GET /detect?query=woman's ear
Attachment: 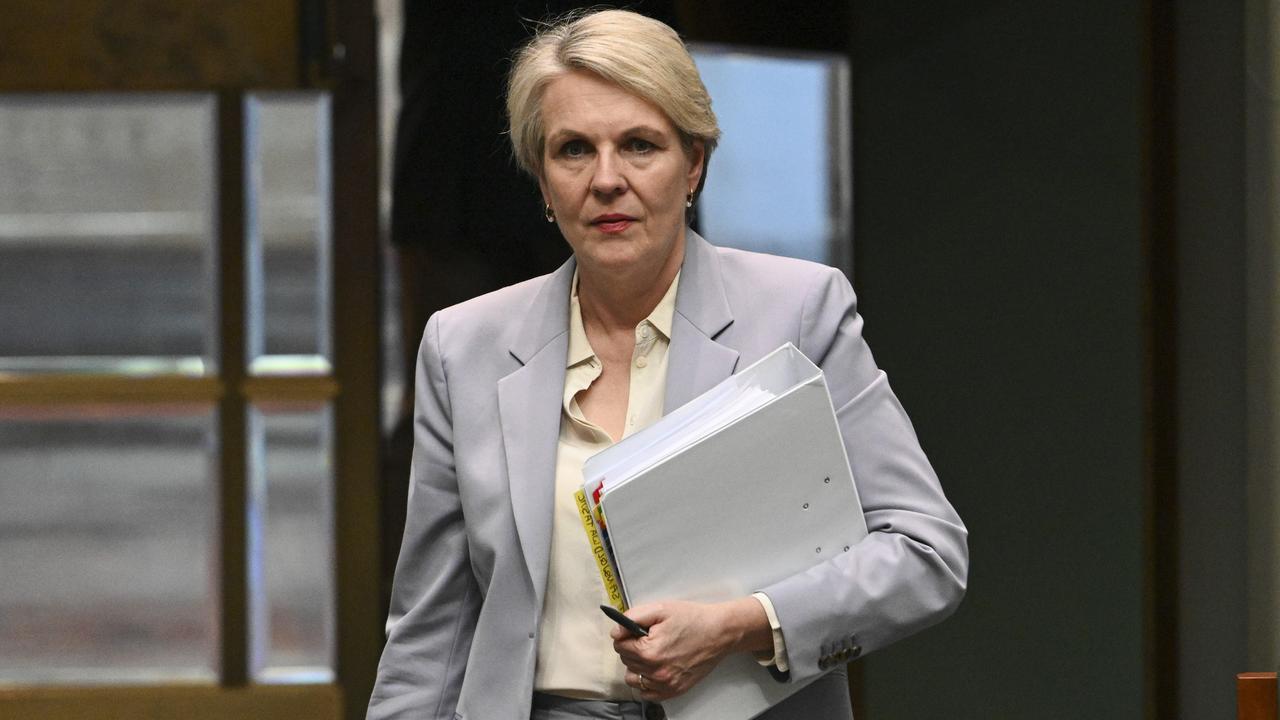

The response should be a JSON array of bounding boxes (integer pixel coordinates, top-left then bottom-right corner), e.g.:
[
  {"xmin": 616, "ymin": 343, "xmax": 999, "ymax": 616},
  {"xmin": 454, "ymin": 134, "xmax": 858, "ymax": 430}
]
[{"xmin": 685, "ymin": 140, "xmax": 706, "ymax": 194}]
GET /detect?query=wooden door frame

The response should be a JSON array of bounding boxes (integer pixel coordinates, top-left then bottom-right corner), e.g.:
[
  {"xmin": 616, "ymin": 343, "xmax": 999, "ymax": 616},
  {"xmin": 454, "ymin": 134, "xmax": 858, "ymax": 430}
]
[
  {"xmin": 0, "ymin": 1, "xmax": 382, "ymax": 718},
  {"xmin": 328, "ymin": 0, "xmax": 384, "ymax": 717}
]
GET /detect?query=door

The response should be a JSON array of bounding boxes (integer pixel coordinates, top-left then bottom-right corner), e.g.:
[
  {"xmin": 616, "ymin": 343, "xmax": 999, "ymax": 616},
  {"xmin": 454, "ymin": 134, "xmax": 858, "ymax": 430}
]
[{"xmin": 0, "ymin": 2, "xmax": 381, "ymax": 718}]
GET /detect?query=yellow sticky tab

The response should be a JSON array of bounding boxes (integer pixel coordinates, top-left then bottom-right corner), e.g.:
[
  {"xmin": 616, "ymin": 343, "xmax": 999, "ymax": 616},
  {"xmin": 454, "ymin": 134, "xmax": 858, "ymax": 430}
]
[{"xmin": 575, "ymin": 488, "xmax": 626, "ymax": 611}]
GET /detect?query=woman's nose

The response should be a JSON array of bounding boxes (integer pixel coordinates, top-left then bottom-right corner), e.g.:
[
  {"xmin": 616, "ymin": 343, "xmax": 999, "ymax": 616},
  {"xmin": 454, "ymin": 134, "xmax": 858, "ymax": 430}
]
[{"xmin": 590, "ymin": 151, "xmax": 628, "ymax": 196}]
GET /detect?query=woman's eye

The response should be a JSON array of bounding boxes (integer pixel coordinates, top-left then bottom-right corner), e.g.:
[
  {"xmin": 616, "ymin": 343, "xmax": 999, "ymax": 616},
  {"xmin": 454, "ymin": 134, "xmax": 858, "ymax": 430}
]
[
  {"xmin": 560, "ymin": 140, "xmax": 588, "ymax": 158},
  {"xmin": 628, "ymin": 138, "xmax": 655, "ymax": 153}
]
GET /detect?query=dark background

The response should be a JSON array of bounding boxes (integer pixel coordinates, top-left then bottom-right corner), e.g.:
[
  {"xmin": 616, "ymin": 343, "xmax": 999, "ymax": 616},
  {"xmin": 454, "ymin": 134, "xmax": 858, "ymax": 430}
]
[{"xmin": 675, "ymin": 1, "xmax": 1255, "ymax": 717}]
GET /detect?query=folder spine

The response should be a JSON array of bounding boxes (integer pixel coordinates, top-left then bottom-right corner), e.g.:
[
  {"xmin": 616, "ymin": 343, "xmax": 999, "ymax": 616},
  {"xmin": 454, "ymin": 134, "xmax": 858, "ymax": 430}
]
[{"xmin": 574, "ymin": 488, "xmax": 627, "ymax": 611}]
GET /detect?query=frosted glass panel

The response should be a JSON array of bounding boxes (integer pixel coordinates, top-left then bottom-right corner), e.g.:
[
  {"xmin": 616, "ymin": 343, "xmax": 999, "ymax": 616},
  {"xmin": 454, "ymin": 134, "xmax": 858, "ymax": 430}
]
[
  {"xmin": 245, "ymin": 93, "xmax": 332, "ymax": 373},
  {"xmin": 0, "ymin": 95, "xmax": 217, "ymax": 372},
  {"xmin": 691, "ymin": 47, "xmax": 852, "ymax": 271},
  {"xmin": 248, "ymin": 403, "xmax": 335, "ymax": 682},
  {"xmin": 0, "ymin": 407, "xmax": 218, "ymax": 683}
]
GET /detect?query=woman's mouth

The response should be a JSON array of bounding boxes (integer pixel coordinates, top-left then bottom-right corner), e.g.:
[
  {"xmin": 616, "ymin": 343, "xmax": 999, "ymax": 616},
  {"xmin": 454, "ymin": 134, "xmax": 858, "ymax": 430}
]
[{"xmin": 592, "ymin": 214, "xmax": 635, "ymax": 233}]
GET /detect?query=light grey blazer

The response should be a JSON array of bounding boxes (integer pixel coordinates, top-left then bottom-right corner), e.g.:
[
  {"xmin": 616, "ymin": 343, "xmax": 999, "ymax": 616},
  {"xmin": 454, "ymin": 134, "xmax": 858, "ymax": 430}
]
[{"xmin": 368, "ymin": 232, "xmax": 968, "ymax": 720}]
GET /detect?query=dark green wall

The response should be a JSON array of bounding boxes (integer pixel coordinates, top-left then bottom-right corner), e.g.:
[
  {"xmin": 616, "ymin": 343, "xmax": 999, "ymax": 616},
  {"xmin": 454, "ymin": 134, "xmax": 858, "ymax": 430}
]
[{"xmin": 848, "ymin": 2, "xmax": 1147, "ymax": 716}]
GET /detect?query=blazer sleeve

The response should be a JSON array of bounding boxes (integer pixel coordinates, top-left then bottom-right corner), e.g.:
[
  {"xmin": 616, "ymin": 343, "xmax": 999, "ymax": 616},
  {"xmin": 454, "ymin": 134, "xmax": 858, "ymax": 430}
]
[
  {"xmin": 759, "ymin": 267, "xmax": 969, "ymax": 683},
  {"xmin": 368, "ymin": 312, "xmax": 482, "ymax": 720}
]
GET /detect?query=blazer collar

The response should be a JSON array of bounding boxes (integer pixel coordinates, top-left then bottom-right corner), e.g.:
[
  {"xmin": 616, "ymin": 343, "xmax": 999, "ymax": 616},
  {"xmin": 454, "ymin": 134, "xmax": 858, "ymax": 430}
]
[
  {"xmin": 508, "ymin": 228, "xmax": 732, "ymax": 363},
  {"xmin": 674, "ymin": 230, "xmax": 734, "ymax": 340},
  {"xmin": 665, "ymin": 230, "xmax": 740, "ymax": 412},
  {"xmin": 509, "ymin": 256, "xmax": 577, "ymax": 365}
]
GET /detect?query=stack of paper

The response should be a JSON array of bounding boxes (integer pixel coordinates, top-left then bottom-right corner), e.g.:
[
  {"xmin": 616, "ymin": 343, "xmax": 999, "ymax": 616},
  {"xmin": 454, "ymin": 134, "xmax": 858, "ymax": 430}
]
[{"xmin": 575, "ymin": 343, "xmax": 867, "ymax": 720}]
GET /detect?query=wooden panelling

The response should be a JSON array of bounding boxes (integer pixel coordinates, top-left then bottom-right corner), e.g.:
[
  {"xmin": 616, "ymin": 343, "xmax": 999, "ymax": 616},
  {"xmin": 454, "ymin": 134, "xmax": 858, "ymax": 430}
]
[
  {"xmin": 243, "ymin": 375, "xmax": 340, "ymax": 402},
  {"xmin": 216, "ymin": 91, "xmax": 250, "ymax": 687},
  {"xmin": 0, "ymin": 375, "xmax": 339, "ymax": 405},
  {"xmin": 0, "ymin": 0, "xmax": 301, "ymax": 91},
  {"xmin": 329, "ymin": 0, "xmax": 384, "ymax": 715},
  {"xmin": 0, "ymin": 375, "xmax": 222, "ymax": 404},
  {"xmin": 0, "ymin": 684, "xmax": 342, "ymax": 720},
  {"xmin": 1237, "ymin": 673, "xmax": 1278, "ymax": 720}
]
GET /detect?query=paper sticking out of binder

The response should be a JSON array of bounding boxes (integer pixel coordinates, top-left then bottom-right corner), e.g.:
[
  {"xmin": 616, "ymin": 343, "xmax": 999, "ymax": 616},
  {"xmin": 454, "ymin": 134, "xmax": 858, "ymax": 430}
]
[{"xmin": 578, "ymin": 343, "xmax": 868, "ymax": 720}]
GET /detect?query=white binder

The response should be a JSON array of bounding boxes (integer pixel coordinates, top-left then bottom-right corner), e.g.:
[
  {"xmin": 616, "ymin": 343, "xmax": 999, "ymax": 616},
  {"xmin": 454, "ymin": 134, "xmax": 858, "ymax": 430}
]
[{"xmin": 581, "ymin": 343, "xmax": 867, "ymax": 720}]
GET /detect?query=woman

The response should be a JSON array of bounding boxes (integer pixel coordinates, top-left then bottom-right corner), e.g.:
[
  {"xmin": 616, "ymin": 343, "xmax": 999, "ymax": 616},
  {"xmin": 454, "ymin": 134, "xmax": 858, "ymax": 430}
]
[{"xmin": 368, "ymin": 10, "xmax": 967, "ymax": 720}]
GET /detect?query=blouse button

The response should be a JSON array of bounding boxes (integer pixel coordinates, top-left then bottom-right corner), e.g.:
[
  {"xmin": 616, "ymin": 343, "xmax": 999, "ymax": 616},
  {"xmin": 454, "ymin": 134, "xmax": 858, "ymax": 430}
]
[{"xmin": 635, "ymin": 356, "xmax": 648, "ymax": 369}]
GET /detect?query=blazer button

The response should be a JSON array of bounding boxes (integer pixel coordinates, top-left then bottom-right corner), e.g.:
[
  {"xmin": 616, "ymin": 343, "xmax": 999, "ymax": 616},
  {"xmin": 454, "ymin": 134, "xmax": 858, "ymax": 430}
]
[{"xmin": 849, "ymin": 645, "xmax": 862, "ymax": 660}]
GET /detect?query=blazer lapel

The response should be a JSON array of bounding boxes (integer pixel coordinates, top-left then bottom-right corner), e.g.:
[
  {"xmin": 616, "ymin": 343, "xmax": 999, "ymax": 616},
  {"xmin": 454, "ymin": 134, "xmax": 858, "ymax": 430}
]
[
  {"xmin": 498, "ymin": 258, "xmax": 575, "ymax": 607},
  {"xmin": 665, "ymin": 231, "xmax": 740, "ymax": 412}
]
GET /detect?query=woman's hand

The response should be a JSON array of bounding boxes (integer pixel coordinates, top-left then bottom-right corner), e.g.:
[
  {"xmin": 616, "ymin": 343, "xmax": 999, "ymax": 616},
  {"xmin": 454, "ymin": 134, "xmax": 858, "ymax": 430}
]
[{"xmin": 612, "ymin": 597, "xmax": 773, "ymax": 701}]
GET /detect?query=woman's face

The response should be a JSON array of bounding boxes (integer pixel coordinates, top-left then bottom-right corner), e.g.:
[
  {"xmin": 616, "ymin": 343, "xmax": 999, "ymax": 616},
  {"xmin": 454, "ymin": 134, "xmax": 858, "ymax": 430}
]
[{"xmin": 538, "ymin": 70, "xmax": 704, "ymax": 280}]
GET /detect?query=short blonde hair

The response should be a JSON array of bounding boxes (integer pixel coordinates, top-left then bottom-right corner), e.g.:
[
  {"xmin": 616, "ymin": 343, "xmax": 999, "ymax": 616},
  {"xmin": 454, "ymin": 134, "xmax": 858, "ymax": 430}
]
[{"xmin": 506, "ymin": 9, "xmax": 720, "ymax": 192}]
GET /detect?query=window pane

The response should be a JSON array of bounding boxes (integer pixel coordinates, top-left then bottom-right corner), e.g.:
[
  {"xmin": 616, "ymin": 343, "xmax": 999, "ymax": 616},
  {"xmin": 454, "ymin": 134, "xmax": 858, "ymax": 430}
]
[
  {"xmin": 0, "ymin": 95, "xmax": 217, "ymax": 373},
  {"xmin": 247, "ymin": 403, "xmax": 334, "ymax": 683},
  {"xmin": 691, "ymin": 47, "xmax": 852, "ymax": 271},
  {"xmin": 245, "ymin": 93, "xmax": 332, "ymax": 374},
  {"xmin": 0, "ymin": 406, "xmax": 218, "ymax": 683}
]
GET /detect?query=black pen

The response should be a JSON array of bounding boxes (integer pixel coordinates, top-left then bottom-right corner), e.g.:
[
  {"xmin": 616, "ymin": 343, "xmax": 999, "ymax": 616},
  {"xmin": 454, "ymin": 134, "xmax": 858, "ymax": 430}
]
[{"xmin": 599, "ymin": 604, "xmax": 649, "ymax": 637}]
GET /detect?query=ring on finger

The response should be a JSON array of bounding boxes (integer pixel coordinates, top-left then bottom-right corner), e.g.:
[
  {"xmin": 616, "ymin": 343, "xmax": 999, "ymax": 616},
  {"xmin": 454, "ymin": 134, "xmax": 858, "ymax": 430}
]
[{"xmin": 639, "ymin": 675, "xmax": 649, "ymax": 691}]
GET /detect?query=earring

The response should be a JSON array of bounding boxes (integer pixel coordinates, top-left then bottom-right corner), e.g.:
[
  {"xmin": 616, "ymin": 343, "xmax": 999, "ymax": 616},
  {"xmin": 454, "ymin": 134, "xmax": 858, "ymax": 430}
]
[
  {"xmin": 685, "ymin": 191, "xmax": 694, "ymax": 208},
  {"xmin": 544, "ymin": 204, "xmax": 555, "ymax": 223}
]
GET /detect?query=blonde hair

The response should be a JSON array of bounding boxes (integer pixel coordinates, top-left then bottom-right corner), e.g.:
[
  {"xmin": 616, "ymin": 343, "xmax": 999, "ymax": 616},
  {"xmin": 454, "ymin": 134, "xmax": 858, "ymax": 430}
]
[{"xmin": 506, "ymin": 9, "xmax": 720, "ymax": 194}]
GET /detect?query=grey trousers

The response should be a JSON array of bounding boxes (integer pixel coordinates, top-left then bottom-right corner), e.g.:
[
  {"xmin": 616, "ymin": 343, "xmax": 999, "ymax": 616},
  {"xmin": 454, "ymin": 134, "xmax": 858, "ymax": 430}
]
[{"xmin": 531, "ymin": 692, "xmax": 665, "ymax": 720}]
